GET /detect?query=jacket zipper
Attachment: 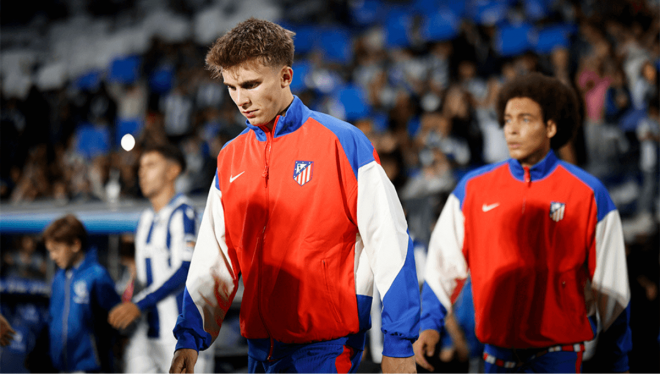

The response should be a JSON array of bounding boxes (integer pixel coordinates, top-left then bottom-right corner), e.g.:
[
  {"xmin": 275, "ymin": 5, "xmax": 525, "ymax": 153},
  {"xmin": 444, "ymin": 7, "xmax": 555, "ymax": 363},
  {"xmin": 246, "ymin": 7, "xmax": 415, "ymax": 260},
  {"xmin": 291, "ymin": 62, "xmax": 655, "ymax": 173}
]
[
  {"xmin": 258, "ymin": 120, "xmax": 277, "ymax": 360},
  {"xmin": 522, "ymin": 166, "xmax": 531, "ymax": 214},
  {"xmin": 63, "ymin": 270, "xmax": 73, "ymax": 371}
]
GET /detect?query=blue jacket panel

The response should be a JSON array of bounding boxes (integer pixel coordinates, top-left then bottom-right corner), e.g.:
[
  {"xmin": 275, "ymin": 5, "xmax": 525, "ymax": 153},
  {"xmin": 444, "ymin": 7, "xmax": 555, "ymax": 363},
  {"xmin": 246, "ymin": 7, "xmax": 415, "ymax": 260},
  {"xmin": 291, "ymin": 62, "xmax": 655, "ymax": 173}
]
[{"xmin": 49, "ymin": 252, "xmax": 120, "ymax": 372}]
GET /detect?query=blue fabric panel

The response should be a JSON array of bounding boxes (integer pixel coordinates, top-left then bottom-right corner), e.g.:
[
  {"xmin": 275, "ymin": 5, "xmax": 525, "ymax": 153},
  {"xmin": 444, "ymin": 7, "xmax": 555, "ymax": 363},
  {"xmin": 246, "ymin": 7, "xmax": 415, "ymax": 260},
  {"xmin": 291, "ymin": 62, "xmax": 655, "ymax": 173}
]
[
  {"xmin": 356, "ymin": 294, "xmax": 373, "ymax": 332},
  {"xmin": 420, "ymin": 281, "xmax": 448, "ymax": 332},
  {"xmin": 174, "ymin": 288, "xmax": 214, "ymax": 351},
  {"xmin": 385, "ymin": 8, "xmax": 414, "ymax": 48},
  {"xmin": 533, "ymin": 24, "xmax": 569, "ymax": 54},
  {"xmin": 453, "ymin": 161, "xmax": 507, "ymax": 209},
  {"xmin": 380, "ymin": 233, "xmax": 420, "ymax": 357},
  {"xmin": 598, "ymin": 303, "xmax": 632, "ymax": 372},
  {"xmin": 309, "ymin": 110, "xmax": 375, "ymax": 180},
  {"xmin": 107, "ymin": 55, "xmax": 140, "ymax": 84},
  {"xmin": 558, "ymin": 161, "xmax": 617, "ymax": 221}
]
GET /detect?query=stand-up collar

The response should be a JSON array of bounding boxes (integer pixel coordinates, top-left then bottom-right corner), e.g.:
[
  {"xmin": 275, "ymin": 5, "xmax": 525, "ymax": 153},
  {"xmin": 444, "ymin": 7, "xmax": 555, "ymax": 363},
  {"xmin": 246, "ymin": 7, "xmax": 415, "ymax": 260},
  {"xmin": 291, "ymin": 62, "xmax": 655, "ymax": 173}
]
[
  {"xmin": 245, "ymin": 96, "xmax": 310, "ymax": 140},
  {"xmin": 507, "ymin": 150, "xmax": 559, "ymax": 182}
]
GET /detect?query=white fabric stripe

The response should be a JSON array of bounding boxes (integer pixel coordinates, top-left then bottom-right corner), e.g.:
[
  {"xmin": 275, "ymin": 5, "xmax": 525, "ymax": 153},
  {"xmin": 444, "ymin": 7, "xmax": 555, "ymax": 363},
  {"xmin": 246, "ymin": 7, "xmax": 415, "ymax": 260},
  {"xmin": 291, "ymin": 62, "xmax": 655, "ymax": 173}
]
[
  {"xmin": 186, "ymin": 175, "xmax": 238, "ymax": 342},
  {"xmin": 354, "ymin": 233, "xmax": 374, "ymax": 297},
  {"xmin": 356, "ymin": 161, "xmax": 409, "ymax": 299},
  {"xmin": 425, "ymin": 194, "xmax": 468, "ymax": 312},
  {"xmin": 306, "ymin": 166, "xmax": 311, "ymax": 182},
  {"xmin": 592, "ymin": 209, "xmax": 630, "ymax": 330}
]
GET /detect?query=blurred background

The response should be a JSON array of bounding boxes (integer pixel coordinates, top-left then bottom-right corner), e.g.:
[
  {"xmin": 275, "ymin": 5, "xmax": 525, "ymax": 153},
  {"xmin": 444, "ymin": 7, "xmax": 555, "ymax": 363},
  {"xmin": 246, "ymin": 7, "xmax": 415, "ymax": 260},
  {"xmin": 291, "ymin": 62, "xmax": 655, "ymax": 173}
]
[{"xmin": 0, "ymin": 0, "xmax": 658, "ymax": 372}]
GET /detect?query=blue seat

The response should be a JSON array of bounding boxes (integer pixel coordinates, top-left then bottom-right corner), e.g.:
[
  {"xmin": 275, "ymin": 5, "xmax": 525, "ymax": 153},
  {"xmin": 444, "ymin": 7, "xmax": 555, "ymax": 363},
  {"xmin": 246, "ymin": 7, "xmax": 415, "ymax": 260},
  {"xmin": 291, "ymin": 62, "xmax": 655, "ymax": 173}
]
[
  {"xmin": 524, "ymin": 0, "xmax": 549, "ymax": 20},
  {"xmin": 533, "ymin": 24, "xmax": 570, "ymax": 54},
  {"xmin": 349, "ymin": 0, "xmax": 384, "ymax": 26},
  {"xmin": 107, "ymin": 55, "xmax": 141, "ymax": 84},
  {"xmin": 317, "ymin": 27, "xmax": 352, "ymax": 64},
  {"xmin": 149, "ymin": 64, "xmax": 174, "ymax": 94},
  {"xmin": 336, "ymin": 85, "xmax": 371, "ymax": 121},
  {"xmin": 116, "ymin": 119, "xmax": 143, "ymax": 145},
  {"xmin": 75, "ymin": 70, "xmax": 101, "ymax": 91},
  {"xmin": 468, "ymin": 0, "xmax": 510, "ymax": 26},
  {"xmin": 75, "ymin": 123, "xmax": 111, "ymax": 159},
  {"xmin": 495, "ymin": 23, "xmax": 532, "ymax": 57},
  {"xmin": 420, "ymin": 8, "xmax": 461, "ymax": 42},
  {"xmin": 384, "ymin": 7, "xmax": 414, "ymax": 48},
  {"xmin": 290, "ymin": 60, "xmax": 311, "ymax": 93}
]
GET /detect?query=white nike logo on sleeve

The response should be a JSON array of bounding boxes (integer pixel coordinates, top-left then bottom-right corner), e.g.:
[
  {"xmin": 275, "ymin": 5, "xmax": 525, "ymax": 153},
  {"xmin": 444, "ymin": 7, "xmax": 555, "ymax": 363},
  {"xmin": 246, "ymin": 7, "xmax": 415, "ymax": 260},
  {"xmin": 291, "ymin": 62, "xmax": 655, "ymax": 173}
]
[
  {"xmin": 230, "ymin": 171, "xmax": 245, "ymax": 183},
  {"xmin": 482, "ymin": 203, "xmax": 500, "ymax": 212}
]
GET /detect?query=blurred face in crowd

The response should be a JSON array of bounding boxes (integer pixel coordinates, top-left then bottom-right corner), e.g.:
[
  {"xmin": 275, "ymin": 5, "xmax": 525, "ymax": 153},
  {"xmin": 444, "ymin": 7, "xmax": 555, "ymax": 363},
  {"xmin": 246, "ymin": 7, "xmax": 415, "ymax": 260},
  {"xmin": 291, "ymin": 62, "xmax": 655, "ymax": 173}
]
[
  {"xmin": 504, "ymin": 97, "xmax": 556, "ymax": 167},
  {"xmin": 46, "ymin": 239, "xmax": 82, "ymax": 269},
  {"xmin": 222, "ymin": 59, "xmax": 293, "ymax": 129},
  {"xmin": 138, "ymin": 151, "xmax": 179, "ymax": 199}
]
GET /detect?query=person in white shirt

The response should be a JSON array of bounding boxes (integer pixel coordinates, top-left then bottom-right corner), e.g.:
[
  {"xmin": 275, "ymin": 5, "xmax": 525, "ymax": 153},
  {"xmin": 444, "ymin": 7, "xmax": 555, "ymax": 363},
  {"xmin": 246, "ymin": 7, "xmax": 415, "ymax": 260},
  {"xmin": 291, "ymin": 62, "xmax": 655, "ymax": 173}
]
[{"xmin": 108, "ymin": 143, "xmax": 212, "ymax": 372}]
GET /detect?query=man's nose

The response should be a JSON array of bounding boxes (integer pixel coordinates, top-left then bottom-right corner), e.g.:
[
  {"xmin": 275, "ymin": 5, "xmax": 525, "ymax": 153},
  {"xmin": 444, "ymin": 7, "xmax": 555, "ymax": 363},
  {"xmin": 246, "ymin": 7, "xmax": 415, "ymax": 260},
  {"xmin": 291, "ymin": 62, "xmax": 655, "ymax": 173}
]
[{"xmin": 235, "ymin": 89, "xmax": 249, "ymax": 107}]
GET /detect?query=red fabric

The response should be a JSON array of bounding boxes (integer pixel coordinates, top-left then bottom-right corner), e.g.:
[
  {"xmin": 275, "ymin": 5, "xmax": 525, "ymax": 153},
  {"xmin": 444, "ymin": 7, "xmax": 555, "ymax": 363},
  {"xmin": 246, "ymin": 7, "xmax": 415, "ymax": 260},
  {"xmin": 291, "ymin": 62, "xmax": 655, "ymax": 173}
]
[
  {"xmin": 217, "ymin": 119, "xmax": 362, "ymax": 343},
  {"xmin": 576, "ymin": 351, "xmax": 583, "ymax": 373},
  {"xmin": 335, "ymin": 345, "xmax": 354, "ymax": 373},
  {"xmin": 464, "ymin": 164, "xmax": 598, "ymax": 348}
]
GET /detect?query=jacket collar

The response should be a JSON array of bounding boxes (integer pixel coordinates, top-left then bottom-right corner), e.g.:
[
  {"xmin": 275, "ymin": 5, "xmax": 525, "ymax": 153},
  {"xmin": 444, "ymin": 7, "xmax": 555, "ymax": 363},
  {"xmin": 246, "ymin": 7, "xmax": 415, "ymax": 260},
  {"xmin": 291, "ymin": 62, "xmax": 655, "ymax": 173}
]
[
  {"xmin": 245, "ymin": 96, "xmax": 310, "ymax": 140},
  {"xmin": 507, "ymin": 150, "xmax": 559, "ymax": 182}
]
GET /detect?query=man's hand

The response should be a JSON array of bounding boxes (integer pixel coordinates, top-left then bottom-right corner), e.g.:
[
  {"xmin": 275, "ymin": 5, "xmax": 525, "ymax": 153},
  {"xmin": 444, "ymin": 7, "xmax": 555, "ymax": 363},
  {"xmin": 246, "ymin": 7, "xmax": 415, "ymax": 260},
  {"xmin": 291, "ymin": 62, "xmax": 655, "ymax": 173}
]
[
  {"xmin": 413, "ymin": 329, "xmax": 440, "ymax": 372},
  {"xmin": 170, "ymin": 348, "xmax": 198, "ymax": 373},
  {"xmin": 381, "ymin": 355, "xmax": 416, "ymax": 373},
  {"xmin": 0, "ymin": 314, "xmax": 16, "ymax": 346},
  {"xmin": 108, "ymin": 302, "xmax": 141, "ymax": 329}
]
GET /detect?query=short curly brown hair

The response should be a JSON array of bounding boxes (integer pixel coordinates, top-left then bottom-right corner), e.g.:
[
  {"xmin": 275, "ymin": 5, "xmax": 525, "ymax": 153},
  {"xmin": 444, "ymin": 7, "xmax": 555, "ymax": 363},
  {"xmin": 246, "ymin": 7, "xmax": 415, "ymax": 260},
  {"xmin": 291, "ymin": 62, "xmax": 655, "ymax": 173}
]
[
  {"xmin": 496, "ymin": 72, "xmax": 580, "ymax": 150},
  {"xmin": 205, "ymin": 18, "xmax": 295, "ymax": 79}
]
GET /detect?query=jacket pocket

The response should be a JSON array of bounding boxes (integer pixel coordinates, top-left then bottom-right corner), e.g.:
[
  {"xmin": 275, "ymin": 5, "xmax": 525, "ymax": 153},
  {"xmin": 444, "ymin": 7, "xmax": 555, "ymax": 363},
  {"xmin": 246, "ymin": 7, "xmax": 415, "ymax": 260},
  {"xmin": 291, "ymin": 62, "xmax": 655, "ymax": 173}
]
[{"xmin": 322, "ymin": 259, "xmax": 343, "ymax": 324}]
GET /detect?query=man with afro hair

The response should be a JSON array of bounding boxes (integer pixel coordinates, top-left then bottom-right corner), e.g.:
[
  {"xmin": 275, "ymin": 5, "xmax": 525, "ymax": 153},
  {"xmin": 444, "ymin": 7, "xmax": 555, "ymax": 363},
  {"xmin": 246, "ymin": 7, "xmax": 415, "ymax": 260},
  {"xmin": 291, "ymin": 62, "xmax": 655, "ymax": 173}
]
[{"xmin": 415, "ymin": 73, "xmax": 631, "ymax": 373}]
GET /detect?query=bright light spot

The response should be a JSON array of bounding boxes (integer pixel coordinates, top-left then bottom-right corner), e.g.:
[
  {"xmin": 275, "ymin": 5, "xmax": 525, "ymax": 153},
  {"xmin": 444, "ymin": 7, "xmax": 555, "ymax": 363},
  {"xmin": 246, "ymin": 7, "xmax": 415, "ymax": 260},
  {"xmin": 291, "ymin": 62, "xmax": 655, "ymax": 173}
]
[{"xmin": 121, "ymin": 134, "xmax": 135, "ymax": 151}]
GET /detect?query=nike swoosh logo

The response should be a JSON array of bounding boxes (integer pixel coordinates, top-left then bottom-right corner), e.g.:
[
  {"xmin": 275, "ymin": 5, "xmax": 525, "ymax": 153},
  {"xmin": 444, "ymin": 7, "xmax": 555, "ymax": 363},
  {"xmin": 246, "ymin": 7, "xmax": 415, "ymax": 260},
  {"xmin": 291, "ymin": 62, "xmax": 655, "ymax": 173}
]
[
  {"xmin": 229, "ymin": 171, "xmax": 245, "ymax": 183},
  {"xmin": 482, "ymin": 203, "xmax": 500, "ymax": 212}
]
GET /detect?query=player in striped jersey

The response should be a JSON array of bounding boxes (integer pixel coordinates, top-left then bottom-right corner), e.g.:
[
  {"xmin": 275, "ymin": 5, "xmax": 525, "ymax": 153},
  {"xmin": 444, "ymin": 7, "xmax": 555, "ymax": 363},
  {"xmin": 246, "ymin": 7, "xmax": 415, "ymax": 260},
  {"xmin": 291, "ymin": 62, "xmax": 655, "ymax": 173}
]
[{"xmin": 108, "ymin": 143, "xmax": 212, "ymax": 372}]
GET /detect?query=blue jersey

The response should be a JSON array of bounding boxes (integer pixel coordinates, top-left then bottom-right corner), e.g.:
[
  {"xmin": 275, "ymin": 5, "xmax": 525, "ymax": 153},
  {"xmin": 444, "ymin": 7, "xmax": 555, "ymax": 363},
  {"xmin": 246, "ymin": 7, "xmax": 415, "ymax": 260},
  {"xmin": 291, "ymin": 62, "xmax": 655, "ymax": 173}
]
[{"xmin": 49, "ymin": 251, "xmax": 120, "ymax": 372}]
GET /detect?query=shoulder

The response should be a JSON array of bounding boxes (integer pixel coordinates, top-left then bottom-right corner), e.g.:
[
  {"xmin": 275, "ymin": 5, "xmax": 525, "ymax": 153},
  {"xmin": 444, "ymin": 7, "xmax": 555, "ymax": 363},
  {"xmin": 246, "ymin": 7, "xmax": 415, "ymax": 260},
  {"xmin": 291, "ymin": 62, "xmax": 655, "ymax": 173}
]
[
  {"xmin": 308, "ymin": 111, "xmax": 371, "ymax": 144},
  {"xmin": 556, "ymin": 161, "xmax": 616, "ymax": 220},
  {"xmin": 453, "ymin": 161, "xmax": 508, "ymax": 204},
  {"xmin": 220, "ymin": 127, "xmax": 253, "ymax": 154}
]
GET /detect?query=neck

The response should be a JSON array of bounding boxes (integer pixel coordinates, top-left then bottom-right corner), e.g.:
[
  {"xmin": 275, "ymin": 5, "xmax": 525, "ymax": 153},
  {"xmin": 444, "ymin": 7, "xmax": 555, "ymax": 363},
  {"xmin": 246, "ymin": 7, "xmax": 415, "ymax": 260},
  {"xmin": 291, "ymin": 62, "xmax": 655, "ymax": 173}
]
[
  {"xmin": 518, "ymin": 147, "xmax": 551, "ymax": 168},
  {"xmin": 150, "ymin": 185, "xmax": 176, "ymax": 212},
  {"xmin": 264, "ymin": 92, "xmax": 294, "ymax": 130}
]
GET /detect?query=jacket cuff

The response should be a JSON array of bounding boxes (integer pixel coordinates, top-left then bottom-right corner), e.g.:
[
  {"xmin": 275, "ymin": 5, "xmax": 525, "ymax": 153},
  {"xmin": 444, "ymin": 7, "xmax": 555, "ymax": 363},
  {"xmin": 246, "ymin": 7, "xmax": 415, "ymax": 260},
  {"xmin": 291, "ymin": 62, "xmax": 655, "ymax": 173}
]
[
  {"xmin": 175, "ymin": 331, "xmax": 201, "ymax": 352},
  {"xmin": 135, "ymin": 296, "xmax": 154, "ymax": 311},
  {"xmin": 382, "ymin": 334, "xmax": 414, "ymax": 358}
]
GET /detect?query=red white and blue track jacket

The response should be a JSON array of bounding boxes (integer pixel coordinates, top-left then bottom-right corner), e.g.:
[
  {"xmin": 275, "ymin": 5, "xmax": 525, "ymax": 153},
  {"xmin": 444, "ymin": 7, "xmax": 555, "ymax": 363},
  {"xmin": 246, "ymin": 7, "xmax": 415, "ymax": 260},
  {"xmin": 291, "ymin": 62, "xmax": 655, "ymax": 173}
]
[
  {"xmin": 421, "ymin": 150, "xmax": 632, "ymax": 370},
  {"xmin": 174, "ymin": 96, "xmax": 420, "ymax": 358}
]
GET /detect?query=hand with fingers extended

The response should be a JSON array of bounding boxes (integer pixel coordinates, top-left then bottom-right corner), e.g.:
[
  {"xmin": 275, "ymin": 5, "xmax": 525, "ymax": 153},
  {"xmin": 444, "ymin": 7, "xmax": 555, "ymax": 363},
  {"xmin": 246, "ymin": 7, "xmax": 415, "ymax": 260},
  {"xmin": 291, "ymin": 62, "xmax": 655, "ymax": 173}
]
[
  {"xmin": 170, "ymin": 348, "xmax": 198, "ymax": 373},
  {"xmin": 108, "ymin": 302, "xmax": 141, "ymax": 330},
  {"xmin": 0, "ymin": 314, "xmax": 16, "ymax": 347},
  {"xmin": 413, "ymin": 329, "xmax": 441, "ymax": 372}
]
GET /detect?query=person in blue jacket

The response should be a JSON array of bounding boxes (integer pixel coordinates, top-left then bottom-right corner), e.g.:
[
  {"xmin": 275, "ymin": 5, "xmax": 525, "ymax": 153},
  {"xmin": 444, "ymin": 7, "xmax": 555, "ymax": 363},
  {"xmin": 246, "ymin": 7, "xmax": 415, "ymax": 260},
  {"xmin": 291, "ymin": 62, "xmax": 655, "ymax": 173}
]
[{"xmin": 43, "ymin": 214, "xmax": 121, "ymax": 372}]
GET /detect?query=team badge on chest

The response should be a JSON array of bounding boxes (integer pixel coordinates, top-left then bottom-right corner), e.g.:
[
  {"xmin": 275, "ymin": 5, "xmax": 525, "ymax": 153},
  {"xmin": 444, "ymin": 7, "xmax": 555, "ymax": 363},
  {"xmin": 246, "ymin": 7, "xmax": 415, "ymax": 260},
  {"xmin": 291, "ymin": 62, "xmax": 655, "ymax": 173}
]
[
  {"xmin": 549, "ymin": 202, "xmax": 566, "ymax": 222},
  {"xmin": 293, "ymin": 161, "xmax": 313, "ymax": 186}
]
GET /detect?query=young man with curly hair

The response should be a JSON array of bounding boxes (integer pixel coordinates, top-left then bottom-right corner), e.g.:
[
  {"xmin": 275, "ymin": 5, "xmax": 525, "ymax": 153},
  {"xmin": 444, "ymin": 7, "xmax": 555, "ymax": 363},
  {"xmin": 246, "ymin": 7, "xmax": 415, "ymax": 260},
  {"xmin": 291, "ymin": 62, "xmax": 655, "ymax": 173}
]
[
  {"xmin": 414, "ymin": 73, "xmax": 632, "ymax": 373},
  {"xmin": 170, "ymin": 18, "xmax": 420, "ymax": 373}
]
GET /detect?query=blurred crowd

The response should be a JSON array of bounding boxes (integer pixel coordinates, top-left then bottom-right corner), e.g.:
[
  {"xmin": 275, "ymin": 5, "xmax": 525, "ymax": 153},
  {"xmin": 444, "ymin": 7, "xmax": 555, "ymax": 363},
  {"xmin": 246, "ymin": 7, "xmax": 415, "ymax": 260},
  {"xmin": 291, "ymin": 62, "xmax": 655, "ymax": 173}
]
[{"xmin": 0, "ymin": 0, "xmax": 659, "ymax": 372}]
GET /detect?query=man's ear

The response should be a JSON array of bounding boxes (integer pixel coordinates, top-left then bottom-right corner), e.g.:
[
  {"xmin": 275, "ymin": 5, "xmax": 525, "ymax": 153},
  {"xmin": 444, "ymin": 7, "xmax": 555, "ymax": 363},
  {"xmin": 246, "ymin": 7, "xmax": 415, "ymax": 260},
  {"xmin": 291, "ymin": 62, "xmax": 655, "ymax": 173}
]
[
  {"xmin": 72, "ymin": 239, "xmax": 82, "ymax": 253},
  {"xmin": 546, "ymin": 120, "xmax": 557, "ymax": 139},
  {"xmin": 280, "ymin": 66, "xmax": 293, "ymax": 88},
  {"xmin": 167, "ymin": 162, "xmax": 182, "ymax": 182}
]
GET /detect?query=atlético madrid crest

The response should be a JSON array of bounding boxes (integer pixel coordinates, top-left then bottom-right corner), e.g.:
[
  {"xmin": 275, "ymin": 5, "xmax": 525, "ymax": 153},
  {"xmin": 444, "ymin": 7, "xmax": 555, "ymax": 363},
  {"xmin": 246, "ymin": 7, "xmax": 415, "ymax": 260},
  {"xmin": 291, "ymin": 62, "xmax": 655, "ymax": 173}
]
[
  {"xmin": 293, "ymin": 161, "xmax": 313, "ymax": 186},
  {"xmin": 549, "ymin": 202, "xmax": 565, "ymax": 222}
]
